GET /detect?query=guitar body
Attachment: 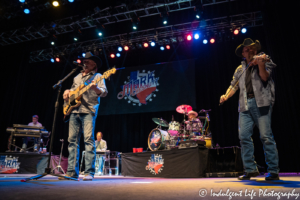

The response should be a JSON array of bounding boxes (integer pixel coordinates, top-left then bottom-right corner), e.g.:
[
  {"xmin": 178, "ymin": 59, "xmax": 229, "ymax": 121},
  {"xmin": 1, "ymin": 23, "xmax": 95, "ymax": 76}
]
[{"xmin": 63, "ymin": 84, "xmax": 85, "ymax": 116}]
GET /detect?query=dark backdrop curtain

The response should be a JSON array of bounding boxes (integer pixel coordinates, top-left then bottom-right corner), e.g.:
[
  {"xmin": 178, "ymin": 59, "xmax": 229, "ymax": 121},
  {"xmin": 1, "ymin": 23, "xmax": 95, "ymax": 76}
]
[{"xmin": 0, "ymin": 0, "xmax": 299, "ymax": 172}]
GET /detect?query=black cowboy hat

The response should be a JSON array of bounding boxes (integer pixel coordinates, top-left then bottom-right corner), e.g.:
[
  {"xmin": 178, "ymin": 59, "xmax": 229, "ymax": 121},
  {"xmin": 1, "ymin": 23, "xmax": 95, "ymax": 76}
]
[
  {"xmin": 81, "ymin": 52, "xmax": 102, "ymax": 69},
  {"xmin": 235, "ymin": 38, "xmax": 261, "ymax": 57}
]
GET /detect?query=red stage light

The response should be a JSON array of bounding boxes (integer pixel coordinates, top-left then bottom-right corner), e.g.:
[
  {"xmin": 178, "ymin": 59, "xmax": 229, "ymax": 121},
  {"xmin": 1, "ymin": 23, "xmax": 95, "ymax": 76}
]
[
  {"xmin": 234, "ymin": 29, "xmax": 239, "ymax": 35},
  {"xmin": 55, "ymin": 58, "xmax": 60, "ymax": 62},
  {"xmin": 143, "ymin": 43, "xmax": 149, "ymax": 48},
  {"xmin": 166, "ymin": 45, "xmax": 170, "ymax": 49},
  {"xmin": 210, "ymin": 38, "xmax": 215, "ymax": 44},
  {"xmin": 187, "ymin": 35, "xmax": 192, "ymax": 41},
  {"xmin": 110, "ymin": 54, "xmax": 115, "ymax": 58},
  {"xmin": 76, "ymin": 59, "xmax": 81, "ymax": 63},
  {"xmin": 124, "ymin": 46, "xmax": 129, "ymax": 51}
]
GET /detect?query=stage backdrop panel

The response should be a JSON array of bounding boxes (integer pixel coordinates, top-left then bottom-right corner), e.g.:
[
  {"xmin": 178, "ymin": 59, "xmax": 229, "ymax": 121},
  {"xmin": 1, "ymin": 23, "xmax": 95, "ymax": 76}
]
[{"xmin": 99, "ymin": 59, "xmax": 196, "ymax": 115}]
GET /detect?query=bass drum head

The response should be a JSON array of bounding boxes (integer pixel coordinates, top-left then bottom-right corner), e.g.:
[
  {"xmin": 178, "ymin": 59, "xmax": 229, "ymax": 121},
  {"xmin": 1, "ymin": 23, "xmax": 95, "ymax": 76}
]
[{"xmin": 148, "ymin": 129, "xmax": 169, "ymax": 151}]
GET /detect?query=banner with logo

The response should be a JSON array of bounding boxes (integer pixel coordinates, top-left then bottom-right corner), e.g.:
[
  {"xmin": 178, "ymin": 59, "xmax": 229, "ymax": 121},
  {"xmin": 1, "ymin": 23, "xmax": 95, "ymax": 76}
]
[{"xmin": 98, "ymin": 59, "xmax": 196, "ymax": 115}]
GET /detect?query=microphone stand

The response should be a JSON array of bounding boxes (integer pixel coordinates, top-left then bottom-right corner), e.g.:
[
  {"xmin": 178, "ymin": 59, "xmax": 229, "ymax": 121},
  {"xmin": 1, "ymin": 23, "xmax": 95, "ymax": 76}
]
[{"xmin": 21, "ymin": 66, "xmax": 80, "ymax": 182}]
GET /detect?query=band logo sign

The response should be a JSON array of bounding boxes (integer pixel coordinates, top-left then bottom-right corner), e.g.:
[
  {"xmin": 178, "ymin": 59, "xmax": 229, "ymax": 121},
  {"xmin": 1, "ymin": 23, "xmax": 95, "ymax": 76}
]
[
  {"xmin": 0, "ymin": 155, "xmax": 20, "ymax": 174},
  {"xmin": 145, "ymin": 154, "xmax": 164, "ymax": 175},
  {"xmin": 117, "ymin": 70, "xmax": 159, "ymax": 106}
]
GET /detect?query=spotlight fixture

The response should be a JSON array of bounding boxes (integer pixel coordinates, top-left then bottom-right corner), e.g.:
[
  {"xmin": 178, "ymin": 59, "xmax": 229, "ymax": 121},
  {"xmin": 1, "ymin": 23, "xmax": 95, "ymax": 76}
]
[
  {"xmin": 194, "ymin": 33, "xmax": 200, "ymax": 40},
  {"xmin": 187, "ymin": 34, "xmax": 192, "ymax": 41},
  {"xmin": 203, "ymin": 39, "xmax": 208, "ymax": 44},
  {"xmin": 50, "ymin": 58, "xmax": 55, "ymax": 63},
  {"xmin": 68, "ymin": 0, "xmax": 74, "ymax": 2},
  {"xmin": 150, "ymin": 41, "xmax": 155, "ymax": 47},
  {"xmin": 24, "ymin": 9, "xmax": 30, "ymax": 14},
  {"xmin": 52, "ymin": 1, "xmax": 59, "ymax": 7},
  {"xmin": 74, "ymin": 37, "xmax": 78, "ymax": 41},
  {"xmin": 110, "ymin": 54, "xmax": 115, "ymax": 58},
  {"xmin": 51, "ymin": 41, "xmax": 55, "ymax": 45},
  {"xmin": 19, "ymin": 0, "xmax": 25, "ymax": 3},
  {"xmin": 82, "ymin": 53, "xmax": 86, "ymax": 57},
  {"xmin": 124, "ymin": 46, "xmax": 129, "ymax": 51},
  {"xmin": 233, "ymin": 29, "xmax": 239, "ymax": 35},
  {"xmin": 98, "ymin": 32, "xmax": 103, "ymax": 36},
  {"xmin": 143, "ymin": 43, "xmax": 149, "ymax": 48},
  {"xmin": 131, "ymin": 14, "xmax": 140, "ymax": 30},
  {"xmin": 163, "ymin": 20, "xmax": 167, "ymax": 25},
  {"xmin": 210, "ymin": 38, "xmax": 215, "ymax": 43},
  {"xmin": 241, "ymin": 28, "xmax": 247, "ymax": 33},
  {"xmin": 161, "ymin": 11, "xmax": 169, "ymax": 25},
  {"xmin": 116, "ymin": 53, "xmax": 121, "ymax": 57},
  {"xmin": 133, "ymin": 25, "xmax": 137, "ymax": 30},
  {"xmin": 76, "ymin": 59, "xmax": 81, "ymax": 63},
  {"xmin": 55, "ymin": 57, "xmax": 60, "ymax": 62},
  {"xmin": 160, "ymin": 46, "xmax": 165, "ymax": 51},
  {"xmin": 166, "ymin": 45, "xmax": 170, "ymax": 50},
  {"xmin": 118, "ymin": 47, "xmax": 123, "ymax": 52}
]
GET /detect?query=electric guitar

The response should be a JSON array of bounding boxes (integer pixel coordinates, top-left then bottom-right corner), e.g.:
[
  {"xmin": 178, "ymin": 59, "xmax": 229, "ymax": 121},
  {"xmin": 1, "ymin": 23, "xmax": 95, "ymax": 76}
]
[{"xmin": 63, "ymin": 67, "xmax": 116, "ymax": 120}]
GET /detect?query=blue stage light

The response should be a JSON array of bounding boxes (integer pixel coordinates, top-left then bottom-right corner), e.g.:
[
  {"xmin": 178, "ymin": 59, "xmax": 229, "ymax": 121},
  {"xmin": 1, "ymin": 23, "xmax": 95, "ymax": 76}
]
[
  {"xmin": 160, "ymin": 46, "xmax": 165, "ymax": 51},
  {"xmin": 98, "ymin": 32, "xmax": 102, "ymax": 36},
  {"xmin": 68, "ymin": 0, "xmax": 74, "ymax": 2},
  {"xmin": 24, "ymin": 9, "xmax": 30, "ymax": 14},
  {"xmin": 51, "ymin": 58, "xmax": 55, "ymax": 63},
  {"xmin": 194, "ymin": 33, "xmax": 200, "ymax": 40},
  {"xmin": 19, "ymin": 0, "xmax": 25, "ymax": 2},
  {"xmin": 82, "ymin": 53, "xmax": 86, "ymax": 57},
  {"xmin": 241, "ymin": 28, "xmax": 247, "ymax": 33},
  {"xmin": 133, "ymin": 26, "xmax": 137, "ymax": 30},
  {"xmin": 118, "ymin": 47, "xmax": 122, "ymax": 52},
  {"xmin": 150, "ymin": 42, "xmax": 155, "ymax": 47},
  {"xmin": 163, "ymin": 20, "xmax": 167, "ymax": 25},
  {"xmin": 203, "ymin": 39, "xmax": 208, "ymax": 44},
  {"xmin": 116, "ymin": 53, "xmax": 121, "ymax": 57},
  {"xmin": 196, "ymin": 14, "xmax": 200, "ymax": 19}
]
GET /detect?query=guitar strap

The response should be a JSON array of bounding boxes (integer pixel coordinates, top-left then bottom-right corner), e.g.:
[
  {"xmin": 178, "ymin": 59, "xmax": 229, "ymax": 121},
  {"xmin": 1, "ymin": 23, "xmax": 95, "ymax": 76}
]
[{"xmin": 84, "ymin": 73, "xmax": 97, "ymax": 86}]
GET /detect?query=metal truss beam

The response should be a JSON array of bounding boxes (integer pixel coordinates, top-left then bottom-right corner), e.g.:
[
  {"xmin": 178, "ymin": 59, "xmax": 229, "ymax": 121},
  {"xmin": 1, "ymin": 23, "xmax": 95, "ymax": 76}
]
[
  {"xmin": 0, "ymin": 0, "xmax": 234, "ymax": 46},
  {"xmin": 29, "ymin": 11, "xmax": 262, "ymax": 63}
]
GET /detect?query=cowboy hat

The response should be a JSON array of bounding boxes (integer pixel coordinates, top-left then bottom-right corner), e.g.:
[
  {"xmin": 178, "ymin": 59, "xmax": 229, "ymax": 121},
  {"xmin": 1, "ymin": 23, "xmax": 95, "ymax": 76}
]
[
  {"xmin": 81, "ymin": 52, "xmax": 102, "ymax": 69},
  {"xmin": 235, "ymin": 38, "xmax": 261, "ymax": 57},
  {"xmin": 187, "ymin": 111, "xmax": 198, "ymax": 117}
]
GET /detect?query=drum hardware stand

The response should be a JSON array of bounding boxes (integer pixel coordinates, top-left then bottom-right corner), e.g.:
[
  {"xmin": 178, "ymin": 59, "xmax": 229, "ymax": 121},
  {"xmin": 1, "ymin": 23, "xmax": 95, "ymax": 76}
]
[
  {"xmin": 21, "ymin": 66, "xmax": 80, "ymax": 182},
  {"xmin": 52, "ymin": 139, "xmax": 66, "ymax": 174}
]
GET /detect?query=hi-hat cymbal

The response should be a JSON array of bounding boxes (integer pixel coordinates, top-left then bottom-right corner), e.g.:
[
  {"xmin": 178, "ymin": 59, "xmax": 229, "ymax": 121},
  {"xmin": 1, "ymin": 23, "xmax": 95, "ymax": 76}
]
[
  {"xmin": 152, "ymin": 118, "xmax": 169, "ymax": 127},
  {"xmin": 176, "ymin": 105, "xmax": 192, "ymax": 114}
]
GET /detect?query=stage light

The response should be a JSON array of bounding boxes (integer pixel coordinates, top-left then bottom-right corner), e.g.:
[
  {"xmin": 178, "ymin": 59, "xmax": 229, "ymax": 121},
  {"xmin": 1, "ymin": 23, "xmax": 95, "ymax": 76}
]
[
  {"xmin": 160, "ymin": 46, "xmax": 164, "ymax": 51},
  {"xmin": 124, "ymin": 46, "xmax": 129, "ymax": 51},
  {"xmin": 116, "ymin": 53, "xmax": 121, "ymax": 57},
  {"xmin": 98, "ymin": 32, "xmax": 102, "ymax": 36},
  {"xmin": 76, "ymin": 59, "xmax": 81, "ymax": 63},
  {"xmin": 194, "ymin": 33, "xmax": 200, "ymax": 40},
  {"xmin": 150, "ymin": 41, "xmax": 155, "ymax": 47},
  {"xmin": 133, "ymin": 25, "xmax": 137, "ymax": 30},
  {"xmin": 241, "ymin": 28, "xmax": 247, "ymax": 33},
  {"xmin": 234, "ymin": 29, "xmax": 239, "ymax": 35},
  {"xmin": 166, "ymin": 45, "xmax": 170, "ymax": 50},
  {"xmin": 52, "ymin": 1, "xmax": 59, "ymax": 7},
  {"xmin": 110, "ymin": 54, "xmax": 115, "ymax": 58},
  {"xmin": 55, "ymin": 58, "xmax": 60, "ymax": 62},
  {"xmin": 68, "ymin": 0, "xmax": 74, "ymax": 2},
  {"xmin": 51, "ymin": 41, "xmax": 55, "ymax": 45},
  {"xmin": 74, "ymin": 37, "xmax": 78, "ymax": 41},
  {"xmin": 163, "ymin": 20, "xmax": 167, "ymax": 25},
  {"xmin": 203, "ymin": 39, "xmax": 208, "ymax": 44},
  {"xmin": 187, "ymin": 34, "xmax": 192, "ymax": 41},
  {"xmin": 19, "ymin": 0, "xmax": 25, "ymax": 3},
  {"xmin": 196, "ymin": 14, "xmax": 200, "ymax": 19},
  {"xmin": 51, "ymin": 58, "xmax": 55, "ymax": 63},
  {"xmin": 143, "ymin": 43, "xmax": 149, "ymax": 48},
  {"xmin": 24, "ymin": 9, "xmax": 30, "ymax": 14},
  {"xmin": 210, "ymin": 38, "xmax": 215, "ymax": 43},
  {"xmin": 118, "ymin": 47, "xmax": 123, "ymax": 52}
]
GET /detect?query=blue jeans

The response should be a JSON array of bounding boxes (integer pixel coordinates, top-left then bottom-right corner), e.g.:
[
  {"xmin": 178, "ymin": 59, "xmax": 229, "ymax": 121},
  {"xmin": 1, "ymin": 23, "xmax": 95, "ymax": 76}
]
[
  {"xmin": 239, "ymin": 98, "xmax": 279, "ymax": 174},
  {"xmin": 67, "ymin": 113, "xmax": 96, "ymax": 178}
]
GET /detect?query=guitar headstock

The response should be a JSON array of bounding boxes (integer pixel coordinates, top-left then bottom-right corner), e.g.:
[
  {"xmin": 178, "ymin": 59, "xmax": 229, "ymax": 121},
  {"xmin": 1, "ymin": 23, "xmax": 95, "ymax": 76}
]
[{"xmin": 102, "ymin": 67, "xmax": 117, "ymax": 79}]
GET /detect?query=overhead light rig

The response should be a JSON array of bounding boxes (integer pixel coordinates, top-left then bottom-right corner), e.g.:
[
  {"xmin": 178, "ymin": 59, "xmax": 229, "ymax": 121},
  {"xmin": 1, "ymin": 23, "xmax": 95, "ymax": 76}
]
[
  {"xmin": 0, "ymin": 0, "xmax": 235, "ymax": 46},
  {"xmin": 29, "ymin": 11, "xmax": 262, "ymax": 63}
]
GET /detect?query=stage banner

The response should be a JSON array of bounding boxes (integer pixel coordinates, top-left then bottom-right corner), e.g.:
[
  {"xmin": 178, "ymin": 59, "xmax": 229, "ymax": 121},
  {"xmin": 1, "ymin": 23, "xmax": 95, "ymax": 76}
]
[{"xmin": 98, "ymin": 59, "xmax": 196, "ymax": 115}]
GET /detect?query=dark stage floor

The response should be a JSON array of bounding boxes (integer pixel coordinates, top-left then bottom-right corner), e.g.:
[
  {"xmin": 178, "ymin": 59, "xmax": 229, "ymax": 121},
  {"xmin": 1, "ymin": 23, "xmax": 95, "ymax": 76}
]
[{"xmin": 1, "ymin": 174, "xmax": 300, "ymax": 200}]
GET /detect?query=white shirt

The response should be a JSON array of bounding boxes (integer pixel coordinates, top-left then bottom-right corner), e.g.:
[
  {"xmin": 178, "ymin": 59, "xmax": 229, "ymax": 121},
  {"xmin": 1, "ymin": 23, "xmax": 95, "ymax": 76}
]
[
  {"xmin": 28, "ymin": 122, "xmax": 43, "ymax": 127},
  {"xmin": 95, "ymin": 139, "xmax": 107, "ymax": 151}
]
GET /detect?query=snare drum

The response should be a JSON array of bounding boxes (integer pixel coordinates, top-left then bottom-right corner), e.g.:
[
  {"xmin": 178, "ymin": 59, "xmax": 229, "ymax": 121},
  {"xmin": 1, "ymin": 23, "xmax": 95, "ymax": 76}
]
[
  {"xmin": 168, "ymin": 121, "xmax": 181, "ymax": 136},
  {"xmin": 148, "ymin": 129, "xmax": 169, "ymax": 151}
]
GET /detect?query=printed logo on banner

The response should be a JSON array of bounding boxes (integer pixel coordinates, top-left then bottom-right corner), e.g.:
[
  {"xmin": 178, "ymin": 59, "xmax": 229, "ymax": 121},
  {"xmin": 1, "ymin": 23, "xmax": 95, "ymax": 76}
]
[
  {"xmin": 0, "ymin": 155, "xmax": 20, "ymax": 174},
  {"xmin": 145, "ymin": 154, "xmax": 164, "ymax": 175},
  {"xmin": 117, "ymin": 70, "xmax": 159, "ymax": 106}
]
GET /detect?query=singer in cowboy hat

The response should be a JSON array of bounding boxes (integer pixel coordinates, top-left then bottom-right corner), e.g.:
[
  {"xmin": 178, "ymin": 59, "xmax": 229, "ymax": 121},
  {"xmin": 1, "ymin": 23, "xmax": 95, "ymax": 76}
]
[
  {"xmin": 61, "ymin": 52, "xmax": 108, "ymax": 181},
  {"xmin": 220, "ymin": 38, "xmax": 279, "ymax": 180}
]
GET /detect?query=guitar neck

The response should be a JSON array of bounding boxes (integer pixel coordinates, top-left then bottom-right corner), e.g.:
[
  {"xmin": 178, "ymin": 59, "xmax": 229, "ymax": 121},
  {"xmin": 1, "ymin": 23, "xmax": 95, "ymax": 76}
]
[{"xmin": 77, "ymin": 75, "xmax": 103, "ymax": 97}]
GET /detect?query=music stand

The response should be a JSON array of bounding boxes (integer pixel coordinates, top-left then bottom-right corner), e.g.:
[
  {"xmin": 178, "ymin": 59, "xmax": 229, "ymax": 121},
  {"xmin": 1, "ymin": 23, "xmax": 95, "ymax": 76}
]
[{"xmin": 21, "ymin": 67, "xmax": 80, "ymax": 182}]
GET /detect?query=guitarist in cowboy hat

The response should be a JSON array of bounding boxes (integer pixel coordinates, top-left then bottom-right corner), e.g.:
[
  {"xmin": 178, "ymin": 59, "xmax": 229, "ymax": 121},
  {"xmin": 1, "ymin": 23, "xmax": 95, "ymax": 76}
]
[
  {"xmin": 220, "ymin": 38, "xmax": 279, "ymax": 181},
  {"xmin": 61, "ymin": 52, "xmax": 107, "ymax": 181}
]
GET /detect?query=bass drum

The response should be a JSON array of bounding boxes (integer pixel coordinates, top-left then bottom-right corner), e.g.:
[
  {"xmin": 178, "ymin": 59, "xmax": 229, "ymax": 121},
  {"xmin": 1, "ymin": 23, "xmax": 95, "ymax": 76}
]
[{"xmin": 148, "ymin": 128, "xmax": 169, "ymax": 151}]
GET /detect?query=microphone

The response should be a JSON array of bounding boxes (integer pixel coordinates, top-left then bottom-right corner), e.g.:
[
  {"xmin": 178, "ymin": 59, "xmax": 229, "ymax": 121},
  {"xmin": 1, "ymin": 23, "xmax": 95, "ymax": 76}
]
[{"xmin": 73, "ymin": 61, "xmax": 85, "ymax": 68}]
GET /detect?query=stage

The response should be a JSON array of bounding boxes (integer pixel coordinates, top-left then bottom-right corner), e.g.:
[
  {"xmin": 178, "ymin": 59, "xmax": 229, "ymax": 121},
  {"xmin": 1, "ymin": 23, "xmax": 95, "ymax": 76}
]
[{"xmin": 0, "ymin": 174, "xmax": 299, "ymax": 200}]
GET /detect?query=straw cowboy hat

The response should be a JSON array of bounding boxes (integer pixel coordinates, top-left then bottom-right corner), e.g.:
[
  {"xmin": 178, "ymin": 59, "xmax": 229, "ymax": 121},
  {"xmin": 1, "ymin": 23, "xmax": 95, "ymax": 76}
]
[
  {"xmin": 235, "ymin": 38, "xmax": 261, "ymax": 57},
  {"xmin": 187, "ymin": 111, "xmax": 198, "ymax": 117}
]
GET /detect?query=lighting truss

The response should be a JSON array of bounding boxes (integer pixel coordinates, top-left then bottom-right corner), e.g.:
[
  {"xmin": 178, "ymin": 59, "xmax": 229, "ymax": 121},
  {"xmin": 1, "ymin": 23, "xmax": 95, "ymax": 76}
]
[
  {"xmin": 29, "ymin": 11, "xmax": 262, "ymax": 63},
  {"xmin": 0, "ymin": 0, "xmax": 235, "ymax": 46}
]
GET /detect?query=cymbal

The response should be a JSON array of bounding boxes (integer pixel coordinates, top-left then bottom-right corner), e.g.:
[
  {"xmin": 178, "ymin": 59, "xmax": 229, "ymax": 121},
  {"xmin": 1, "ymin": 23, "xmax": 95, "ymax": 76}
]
[
  {"xmin": 152, "ymin": 118, "xmax": 169, "ymax": 127},
  {"xmin": 176, "ymin": 105, "xmax": 192, "ymax": 114}
]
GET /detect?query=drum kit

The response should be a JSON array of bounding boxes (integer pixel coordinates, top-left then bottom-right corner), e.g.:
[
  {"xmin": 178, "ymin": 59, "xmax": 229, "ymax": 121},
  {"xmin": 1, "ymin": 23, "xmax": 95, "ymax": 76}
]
[{"xmin": 148, "ymin": 105, "xmax": 212, "ymax": 151}]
